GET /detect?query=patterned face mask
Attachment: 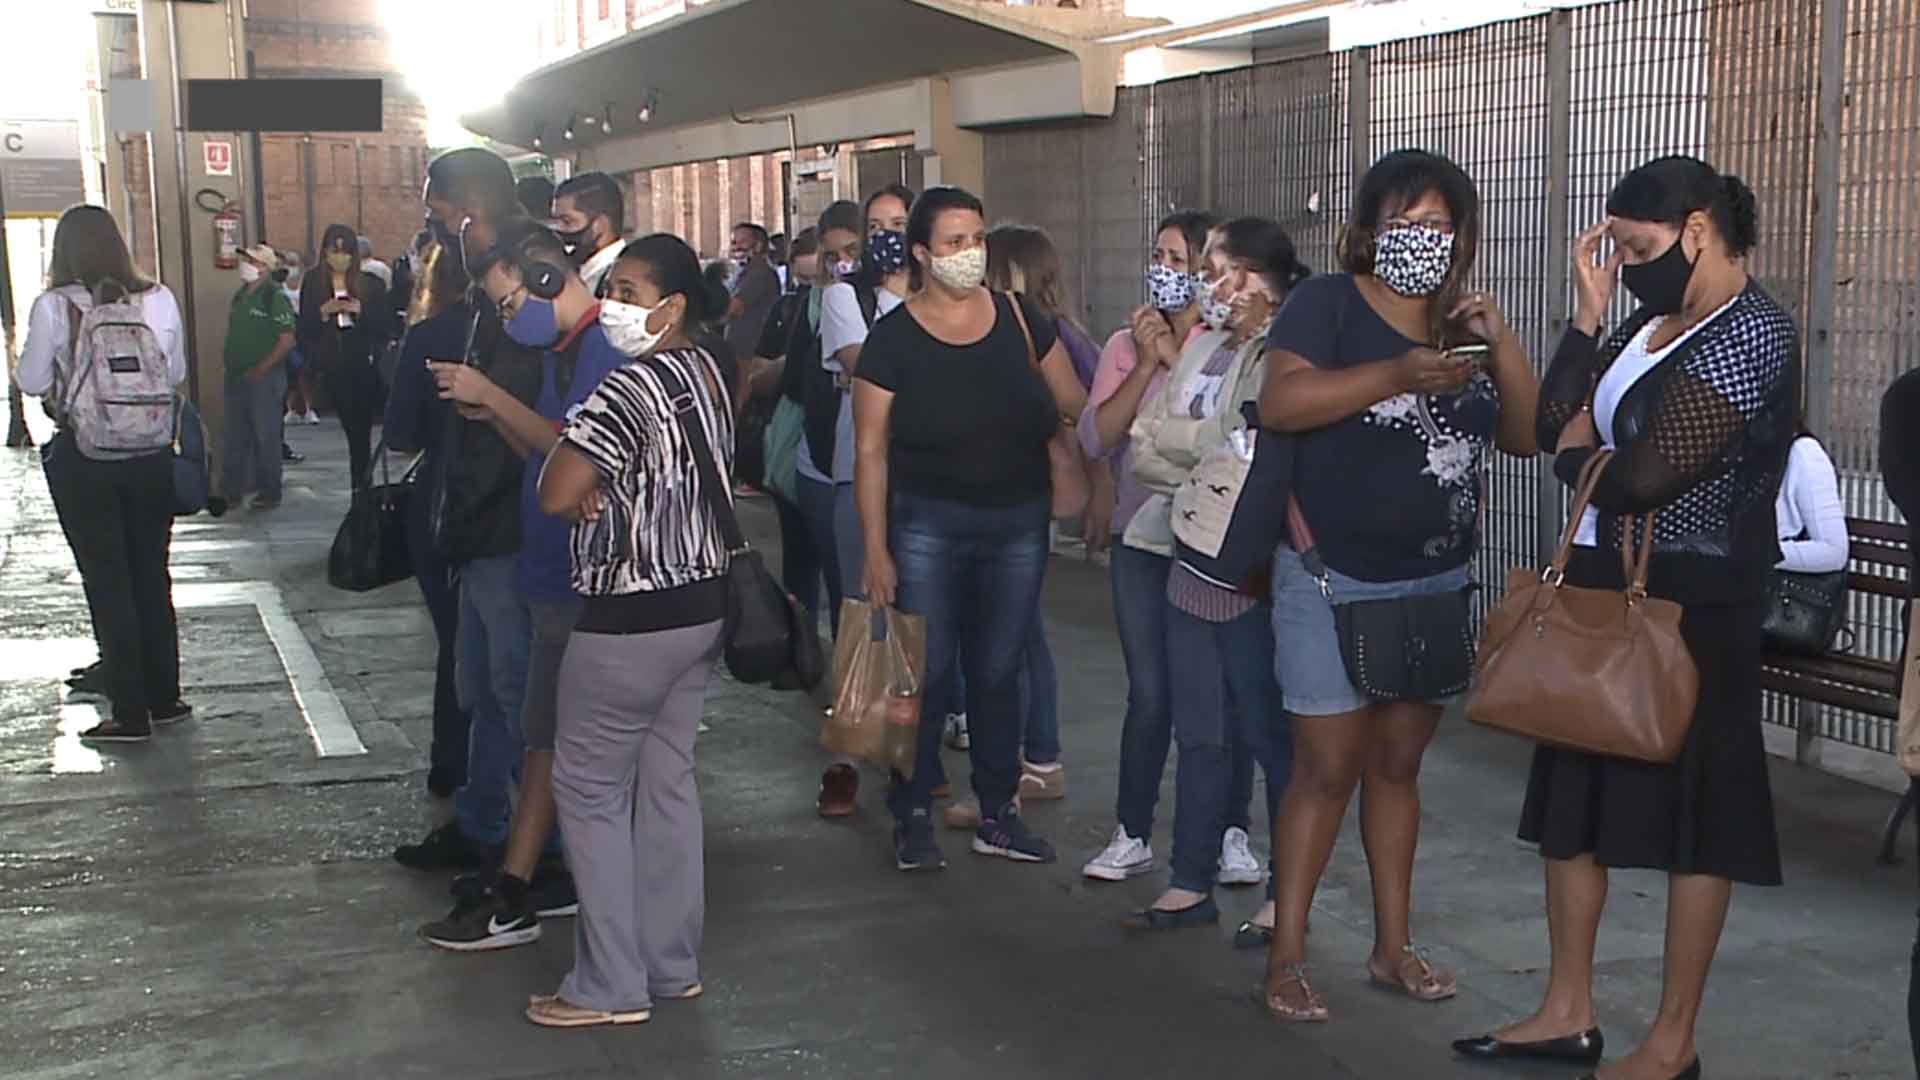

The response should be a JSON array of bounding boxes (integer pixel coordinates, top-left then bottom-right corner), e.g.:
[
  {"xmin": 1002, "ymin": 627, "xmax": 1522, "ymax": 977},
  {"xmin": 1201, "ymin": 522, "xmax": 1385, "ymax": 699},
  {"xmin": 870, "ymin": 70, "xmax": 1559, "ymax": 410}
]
[
  {"xmin": 1145, "ymin": 262, "xmax": 1195, "ymax": 311},
  {"xmin": 867, "ymin": 229, "xmax": 909, "ymax": 275},
  {"xmin": 1372, "ymin": 224, "xmax": 1455, "ymax": 297},
  {"xmin": 1198, "ymin": 276, "xmax": 1235, "ymax": 331}
]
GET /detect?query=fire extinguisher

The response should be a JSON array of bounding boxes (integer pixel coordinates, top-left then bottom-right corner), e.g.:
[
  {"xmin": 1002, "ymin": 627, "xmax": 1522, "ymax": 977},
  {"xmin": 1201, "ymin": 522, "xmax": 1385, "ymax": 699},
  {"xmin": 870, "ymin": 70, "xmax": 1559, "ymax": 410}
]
[{"xmin": 197, "ymin": 188, "xmax": 242, "ymax": 269}]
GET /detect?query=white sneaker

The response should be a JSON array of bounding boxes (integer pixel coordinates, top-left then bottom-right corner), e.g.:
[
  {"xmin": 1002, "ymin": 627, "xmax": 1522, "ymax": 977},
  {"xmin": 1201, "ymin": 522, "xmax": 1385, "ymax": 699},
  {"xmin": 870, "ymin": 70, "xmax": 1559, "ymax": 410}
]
[
  {"xmin": 943, "ymin": 713, "xmax": 970, "ymax": 751},
  {"xmin": 283, "ymin": 410, "xmax": 301, "ymax": 425},
  {"xmin": 1217, "ymin": 826, "xmax": 1264, "ymax": 886},
  {"xmin": 1082, "ymin": 826, "xmax": 1154, "ymax": 882},
  {"xmin": 302, "ymin": 409, "xmax": 321, "ymax": 425}
]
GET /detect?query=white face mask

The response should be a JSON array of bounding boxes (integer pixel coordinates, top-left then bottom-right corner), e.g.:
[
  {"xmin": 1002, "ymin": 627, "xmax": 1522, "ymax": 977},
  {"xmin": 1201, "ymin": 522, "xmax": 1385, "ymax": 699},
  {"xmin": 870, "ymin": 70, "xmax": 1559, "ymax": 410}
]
[
  {"xmin": 928, "ymin": 245, "xmax": 987, "ymax": 291},
  {"xmin": 600, "ymin": 298, "xmax": 670, "ymax": 358},
  {"xmin": 832, "ymin": 258, "xmax": 859, "ymax": 279},
  {"xmin": 239, "ymin": 263, "xmax": 263, "ymax": 284}
]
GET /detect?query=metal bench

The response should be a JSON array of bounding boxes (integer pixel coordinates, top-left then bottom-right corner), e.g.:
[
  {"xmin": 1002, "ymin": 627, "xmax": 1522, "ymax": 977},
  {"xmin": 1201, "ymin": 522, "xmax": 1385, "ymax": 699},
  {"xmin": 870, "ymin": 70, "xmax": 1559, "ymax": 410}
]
[{"xmin": 1758, "ymin": 518, "xmax": 1912, "ymax": 863}]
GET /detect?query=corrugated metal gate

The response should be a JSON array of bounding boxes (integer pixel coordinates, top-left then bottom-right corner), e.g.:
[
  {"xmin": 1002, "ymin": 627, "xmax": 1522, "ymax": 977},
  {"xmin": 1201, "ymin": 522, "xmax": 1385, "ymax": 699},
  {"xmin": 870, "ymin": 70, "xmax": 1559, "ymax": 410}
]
[{"xmin": 983, "ymin": 0, "xmax": 1920, "ymax": 765}]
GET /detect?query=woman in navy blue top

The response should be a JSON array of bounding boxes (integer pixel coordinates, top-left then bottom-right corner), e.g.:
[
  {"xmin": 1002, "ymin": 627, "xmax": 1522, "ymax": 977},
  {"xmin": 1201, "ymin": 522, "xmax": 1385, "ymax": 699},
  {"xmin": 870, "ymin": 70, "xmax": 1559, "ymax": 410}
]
[{"xmin": 384, "ymin": 243, "xmax": 473, "ymax": 796}]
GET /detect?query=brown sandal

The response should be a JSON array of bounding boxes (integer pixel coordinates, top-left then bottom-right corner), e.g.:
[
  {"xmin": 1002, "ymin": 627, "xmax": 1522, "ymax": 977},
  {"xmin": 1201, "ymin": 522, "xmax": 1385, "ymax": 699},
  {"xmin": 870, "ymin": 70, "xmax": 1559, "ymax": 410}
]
[
  {"xmin": 1367, "ymin": 944, "xmax": 1457, "ymax": 1003},
  {"xmin": 1260, "ymin": 963, "xmax": 1330, "ymax": 1023}
]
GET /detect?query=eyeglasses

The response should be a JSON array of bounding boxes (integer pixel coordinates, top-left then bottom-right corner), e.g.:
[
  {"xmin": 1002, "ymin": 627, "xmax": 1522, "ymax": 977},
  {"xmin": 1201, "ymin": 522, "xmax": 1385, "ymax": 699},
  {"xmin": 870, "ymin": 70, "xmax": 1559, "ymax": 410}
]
[{"xmin": 1382, "ymin": 215, "xmax": 1455, "ymax": 234}]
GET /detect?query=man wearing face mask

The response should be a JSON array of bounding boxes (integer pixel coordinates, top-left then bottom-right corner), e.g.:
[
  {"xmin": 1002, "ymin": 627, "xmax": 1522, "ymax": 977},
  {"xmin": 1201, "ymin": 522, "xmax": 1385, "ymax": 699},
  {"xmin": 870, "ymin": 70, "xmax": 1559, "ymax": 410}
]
[
  {"xmin": 394, "ymin": 147, "xmax": 546, "ymax": 873},
  {"xmin": 551, "ymin": 172, "xmax": 627, "ymax": 295},
  {"xmin": 222, "ymin": 244, "xmax": 297, "ymax": 510},
  {"xmin": 725, "ymin": 222, "xmax": 780, "ymax": 372},
  {"xmin": 418, "ymin": 220, "xmax": 632, "ymax": 949}
]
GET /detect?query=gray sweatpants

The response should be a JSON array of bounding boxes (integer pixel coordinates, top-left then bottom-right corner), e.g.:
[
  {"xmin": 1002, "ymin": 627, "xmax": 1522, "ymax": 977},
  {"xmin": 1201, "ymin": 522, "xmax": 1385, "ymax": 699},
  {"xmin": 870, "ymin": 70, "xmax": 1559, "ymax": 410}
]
[{"xmin": 553, "ymin": 619, "xmax": 723, "ymax": 1012}]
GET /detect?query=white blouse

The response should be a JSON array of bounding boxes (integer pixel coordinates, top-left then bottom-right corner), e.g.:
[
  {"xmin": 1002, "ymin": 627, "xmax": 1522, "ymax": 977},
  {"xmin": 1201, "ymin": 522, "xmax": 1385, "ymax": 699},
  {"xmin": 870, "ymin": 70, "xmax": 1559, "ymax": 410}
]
[{"xmin": 1774, "ymin": 436, "xmax": 1849, "ymax": 573}]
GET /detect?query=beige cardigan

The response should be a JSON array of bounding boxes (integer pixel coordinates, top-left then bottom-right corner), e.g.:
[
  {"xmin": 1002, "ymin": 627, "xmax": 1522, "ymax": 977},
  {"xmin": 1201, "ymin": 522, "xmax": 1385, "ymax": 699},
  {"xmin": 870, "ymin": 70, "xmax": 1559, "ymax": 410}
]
[{"xmin": 1123, "ymin": 328, "xmax": 1269, "ymax": 557}]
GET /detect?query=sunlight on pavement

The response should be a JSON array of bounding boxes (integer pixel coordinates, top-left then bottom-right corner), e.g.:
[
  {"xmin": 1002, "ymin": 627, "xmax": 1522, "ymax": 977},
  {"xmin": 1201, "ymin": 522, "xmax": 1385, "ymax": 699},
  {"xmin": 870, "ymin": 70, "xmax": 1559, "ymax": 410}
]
[{"xmin": 51, "ymin": 701, "xmax": 105, "ymax": 775}]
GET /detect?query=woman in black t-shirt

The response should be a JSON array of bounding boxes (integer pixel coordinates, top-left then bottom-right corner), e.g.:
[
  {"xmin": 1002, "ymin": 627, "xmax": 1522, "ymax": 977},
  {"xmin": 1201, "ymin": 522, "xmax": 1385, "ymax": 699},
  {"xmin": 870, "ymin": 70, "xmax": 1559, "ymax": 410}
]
[
  {"xmin": 852, "ymin": 186, "xmax": 1087, "ymax": 872},
  {"xmin": 1256, "ymin": 151, "xmax": 1540, "ymax": 1022}
]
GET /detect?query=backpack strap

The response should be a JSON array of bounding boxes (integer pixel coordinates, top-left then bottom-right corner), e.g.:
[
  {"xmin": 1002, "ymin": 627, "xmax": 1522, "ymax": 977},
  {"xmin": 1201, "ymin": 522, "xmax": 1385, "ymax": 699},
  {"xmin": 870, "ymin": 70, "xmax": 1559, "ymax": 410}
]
[
  {"xmin": 854, "ymin": 284, "xmax": 879, "ymax": 330},
  {"xmin": 1004, "ymin": 291, "xmax": 1039, "ymax": 369}
]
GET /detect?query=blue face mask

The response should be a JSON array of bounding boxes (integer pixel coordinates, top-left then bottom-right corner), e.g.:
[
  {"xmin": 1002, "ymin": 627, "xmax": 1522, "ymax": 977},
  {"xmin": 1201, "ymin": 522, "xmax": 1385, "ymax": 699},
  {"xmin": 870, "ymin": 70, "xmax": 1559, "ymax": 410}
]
[
  {"xmin": 504, "ymin": 295, "xmax": 560, "ymax": 348},
  {"xmin": 867, "ymin": 229, "xmax": 908, "ymax": 275}
]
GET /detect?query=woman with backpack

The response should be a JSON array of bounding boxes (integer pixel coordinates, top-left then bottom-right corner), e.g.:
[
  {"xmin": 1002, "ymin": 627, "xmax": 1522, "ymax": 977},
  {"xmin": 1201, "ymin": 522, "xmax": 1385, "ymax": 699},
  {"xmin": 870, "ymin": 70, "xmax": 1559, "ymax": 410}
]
[
  {"xmin": 298, "ymin": 223, "xmax": 394, "ymax": 489},
  {"xmin": 17, "ymin": 205, "xmax": 191, "ymax": 743}
]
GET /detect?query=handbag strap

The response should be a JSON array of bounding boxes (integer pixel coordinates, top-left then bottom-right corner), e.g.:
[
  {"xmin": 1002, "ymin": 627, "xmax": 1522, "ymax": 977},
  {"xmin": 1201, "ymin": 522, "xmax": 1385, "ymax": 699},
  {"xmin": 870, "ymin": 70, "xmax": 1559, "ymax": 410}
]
[
  {"xmin": 639, "ymin": 350, "xmax": 750, "ymax": 557},
  {"xmin": 1543, "ymin": 449, "xmax": 1614, "ymax": 582}
]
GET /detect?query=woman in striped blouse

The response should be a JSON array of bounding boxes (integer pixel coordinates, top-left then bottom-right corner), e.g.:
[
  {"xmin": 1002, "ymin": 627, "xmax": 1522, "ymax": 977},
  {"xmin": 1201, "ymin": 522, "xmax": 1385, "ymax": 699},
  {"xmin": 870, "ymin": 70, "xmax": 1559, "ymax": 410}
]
[{"xmin": 531, "ymin": 234, "xmax": 735, "ymax": 1029}]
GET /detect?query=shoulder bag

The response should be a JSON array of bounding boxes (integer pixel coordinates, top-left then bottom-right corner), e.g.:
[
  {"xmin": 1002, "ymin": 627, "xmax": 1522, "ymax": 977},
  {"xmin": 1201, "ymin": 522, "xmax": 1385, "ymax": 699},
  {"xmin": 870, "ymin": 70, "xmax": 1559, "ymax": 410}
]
[
  {"xmin": 641, "ymin": 352, "xmax": 827, "ymax": 690},
  {"xmin": 328, "ymin": 434, "xmax": 419, "ymax": 592},
  {"xmin": 1467, "ymin": 450, "xmax": 1699, "ymax": 763},
  {"xmin": 1760, "ymin": 567, "xmax": 1849, "ymax": 655},
  {"xmin": 1288, "ymin": 498, "xmax": 1476, "ymax": 703},
  {"xmin": 1005, "ymin": 292, "xmax": 1091, "ymax": 521}
]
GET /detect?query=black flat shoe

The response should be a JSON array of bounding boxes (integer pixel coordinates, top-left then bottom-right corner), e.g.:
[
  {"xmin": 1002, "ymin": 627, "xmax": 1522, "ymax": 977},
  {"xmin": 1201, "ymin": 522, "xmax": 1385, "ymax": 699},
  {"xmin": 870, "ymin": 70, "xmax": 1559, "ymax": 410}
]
[
  {"xmin": 1454, "ymin": 1027, "xmax": 1604, "ymax": 1065},
  {"xmin": 1233, "ymin": 920, "xmax": 1273, "ymax": 950},
  {"xmin": 1120, "ymin": 896, "xmax": 1220, "ymax": 932},
  {"xmin": 1579, "ymin": 1060, "xmax": 1698, "ymax": 1080}
]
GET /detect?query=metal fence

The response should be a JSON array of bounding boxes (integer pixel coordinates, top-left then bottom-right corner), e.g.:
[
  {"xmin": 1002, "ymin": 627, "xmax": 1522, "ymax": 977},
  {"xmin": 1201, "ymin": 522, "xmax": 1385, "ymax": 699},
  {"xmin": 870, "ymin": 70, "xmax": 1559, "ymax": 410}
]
[{"xmin": 983, "ymin": 0, "xmax": 1920, "ymax": 766}]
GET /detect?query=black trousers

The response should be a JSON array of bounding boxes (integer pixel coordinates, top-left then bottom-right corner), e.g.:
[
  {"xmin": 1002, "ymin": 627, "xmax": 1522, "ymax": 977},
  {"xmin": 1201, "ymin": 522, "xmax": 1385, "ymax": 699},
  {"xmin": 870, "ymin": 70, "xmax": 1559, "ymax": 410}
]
[
  {"xmin": 42, "ymin": 436, "xmax": 180, "ymax": 724},
  {"xmin": 407, "ymin": 484, "xmax": 467, "ymax": 786},
  {"xmin": 326, "ymin": 357, "xmax": 382, "ymax": 488}
]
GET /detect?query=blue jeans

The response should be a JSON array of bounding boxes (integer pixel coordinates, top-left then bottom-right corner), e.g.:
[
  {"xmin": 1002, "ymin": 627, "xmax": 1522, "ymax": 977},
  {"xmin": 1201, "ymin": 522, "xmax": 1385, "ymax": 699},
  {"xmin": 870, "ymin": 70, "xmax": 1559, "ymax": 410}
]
[
  {"xmin": 795, "ymin": 474, "xmax": 844, "ymax": 637},
  {"xmin": 1111, "ymin": 546, "xmax": 1257, "ymax": 842},
  {"xmin": 1166, "ymin": 601, "xmax": 1293, "ymax": 895},
  {"xmin": 1019, "ymin": 611, "xmax": 1059, "ymax": 764},
  {"xmin": 885, "ymin": 493, "xmax": 1050, "ymax": 822},
  {"xmin": 453, "ymin": 555, "xmax": 532, "ymax": 847}
]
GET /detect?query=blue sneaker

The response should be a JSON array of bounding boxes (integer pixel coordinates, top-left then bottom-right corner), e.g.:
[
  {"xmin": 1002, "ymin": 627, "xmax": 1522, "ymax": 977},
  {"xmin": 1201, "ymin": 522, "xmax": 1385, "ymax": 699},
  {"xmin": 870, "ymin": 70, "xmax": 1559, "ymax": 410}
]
[
  {"xmin": 894, "ymin": 809, "xmax": 947, "ymax": 873},
  {"xmin": 972, "ymin": 808, "xmax": 1056, "ymax": 864}
]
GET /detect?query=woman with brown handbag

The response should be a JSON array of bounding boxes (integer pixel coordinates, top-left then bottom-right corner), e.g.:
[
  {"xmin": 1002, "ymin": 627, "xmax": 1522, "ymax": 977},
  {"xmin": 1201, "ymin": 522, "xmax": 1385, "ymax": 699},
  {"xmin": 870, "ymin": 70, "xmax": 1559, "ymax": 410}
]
[{"xmin": 1453, "ymin": 157, "xmax": 1799, "ymax": 1080}]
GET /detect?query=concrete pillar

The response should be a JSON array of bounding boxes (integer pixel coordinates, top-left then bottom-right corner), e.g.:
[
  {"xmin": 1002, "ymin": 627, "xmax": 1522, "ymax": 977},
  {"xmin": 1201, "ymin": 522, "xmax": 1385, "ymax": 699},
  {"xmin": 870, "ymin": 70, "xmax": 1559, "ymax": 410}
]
[
  {"xmin": 917, "ymin": 77, "xmax": 984, "ymax": 196},
  {"xmin": 139, "ymin": 0, "xmax": 255, "ymax": 490}
]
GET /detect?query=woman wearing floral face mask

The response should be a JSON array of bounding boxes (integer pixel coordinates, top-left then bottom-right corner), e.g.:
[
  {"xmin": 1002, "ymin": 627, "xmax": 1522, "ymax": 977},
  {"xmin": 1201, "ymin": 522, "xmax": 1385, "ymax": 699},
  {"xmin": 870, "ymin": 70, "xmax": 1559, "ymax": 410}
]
[
  {"xmin": 852, "ymin": 186, "xmax": 1087, "ymax": 872},
  {"xmin": 1117, "ymin": 217, "xmax": 1309, "ymax": 941},
  {"xmin": 1255, "ymin": 150, "xmax": 1540, "ymax": 1022}
]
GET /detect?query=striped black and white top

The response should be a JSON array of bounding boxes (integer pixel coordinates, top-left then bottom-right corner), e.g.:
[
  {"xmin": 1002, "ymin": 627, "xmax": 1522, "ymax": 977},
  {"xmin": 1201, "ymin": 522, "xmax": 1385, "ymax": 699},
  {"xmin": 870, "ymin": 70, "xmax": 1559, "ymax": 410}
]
[{"xmin": 560, "ymin": 346, "xmax": 735, "ymax": 600}]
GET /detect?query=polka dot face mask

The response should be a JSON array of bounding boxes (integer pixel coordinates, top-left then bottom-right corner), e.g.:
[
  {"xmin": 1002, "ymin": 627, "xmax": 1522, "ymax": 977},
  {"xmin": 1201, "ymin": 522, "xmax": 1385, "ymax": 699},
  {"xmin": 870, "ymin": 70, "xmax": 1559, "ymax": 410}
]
[{"xmin": 1372, "ymin": 224, "xmax": 1455, "ymax": 298}]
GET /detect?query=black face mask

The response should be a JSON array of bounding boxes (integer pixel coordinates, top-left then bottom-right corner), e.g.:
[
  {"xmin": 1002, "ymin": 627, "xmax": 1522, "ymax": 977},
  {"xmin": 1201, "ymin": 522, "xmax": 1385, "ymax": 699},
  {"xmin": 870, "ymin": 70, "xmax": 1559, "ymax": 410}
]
[
  {"xmin": 1620, "ymin": 236, "xmax": 1696, "ymax": 316},
  {"xmin": 557, "ymin": 221, "xmax": 601, "ymax": 266}
]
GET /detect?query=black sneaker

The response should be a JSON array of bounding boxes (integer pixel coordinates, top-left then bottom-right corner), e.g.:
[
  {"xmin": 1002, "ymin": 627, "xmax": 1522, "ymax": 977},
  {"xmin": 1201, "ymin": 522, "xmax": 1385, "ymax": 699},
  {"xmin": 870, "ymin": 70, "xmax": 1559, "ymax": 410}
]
[
  {"xmin": 66, "ymin": 667, "xmax": 108, "ymax": 697},
  {"xmin": 894, "ymin": 809, "xmax": 947, "ymax": 873},
  {"xmin": 426, "ymin": 765, "xmax": 463, "ymax": 799},
  {"xmin": 393, "ymin": 823, "xmax": 489, "ymax": 872},
  {"xmin": 70, "ymin": 661, "xmax": 101, "ymax": 678},
  {"xmin": 419, "ymin": 888, "xmax": 540, "ymax": 953},
  {"xmin": 529, "ymin": 863, "xmax": 578, "ymax": 918},
  {"xmin": 973, "ymin": 808, "xmax": 1057, "ymax": 864},
  {"xmin": 281, "ymin": 444, "xmax": 304, "ymax": 464},
  {"xmin": 152, "ymin": 701, "xmax": 192, "ymax": 727},
  {"xmin": 79, "ymin": 719, "xmax": 151, "ymax": 743}
]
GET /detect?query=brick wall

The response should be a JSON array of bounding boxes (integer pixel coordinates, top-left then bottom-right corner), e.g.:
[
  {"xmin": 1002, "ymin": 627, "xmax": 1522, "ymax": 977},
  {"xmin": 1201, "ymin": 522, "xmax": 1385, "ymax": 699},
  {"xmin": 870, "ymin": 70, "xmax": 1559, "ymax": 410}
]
[{"xmin": 244, "ymin": 0, "xmax": 431, "ymax": 263}]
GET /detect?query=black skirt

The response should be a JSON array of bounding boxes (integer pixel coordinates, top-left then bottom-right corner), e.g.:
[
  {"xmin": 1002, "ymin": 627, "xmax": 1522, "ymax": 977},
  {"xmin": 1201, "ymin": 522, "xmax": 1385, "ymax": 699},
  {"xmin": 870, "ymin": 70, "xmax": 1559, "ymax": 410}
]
[{"xmin": 1516, "ymin": 549, "xmax": 1784, "ymax": 887}]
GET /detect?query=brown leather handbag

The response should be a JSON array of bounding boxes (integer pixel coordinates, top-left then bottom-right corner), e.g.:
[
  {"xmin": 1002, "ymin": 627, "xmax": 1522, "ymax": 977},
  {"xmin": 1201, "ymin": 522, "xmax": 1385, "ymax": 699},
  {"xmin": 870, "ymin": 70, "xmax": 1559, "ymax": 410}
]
[{"xmin": 1467, "ymin": 450, "xmax": 1699, "ymax": 763}]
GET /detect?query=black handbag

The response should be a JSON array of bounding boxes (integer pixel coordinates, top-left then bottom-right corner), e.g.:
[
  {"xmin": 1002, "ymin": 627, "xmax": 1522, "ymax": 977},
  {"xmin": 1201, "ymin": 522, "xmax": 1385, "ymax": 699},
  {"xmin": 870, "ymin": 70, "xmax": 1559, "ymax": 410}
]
[
  {"xmin": 1760, "ymin": 568, "xmax": 1849, "ymax": 655},
  {"xmin": 1289, "ymin": 499, "xmax": 1476, "ymax": 703},
  {"xmin": 642, "ymin": 354, "xmax": 826, "ymax": 690},
  {"xmin": 328, "ymin": 436, "xmax": 419, "ymax": 592}
]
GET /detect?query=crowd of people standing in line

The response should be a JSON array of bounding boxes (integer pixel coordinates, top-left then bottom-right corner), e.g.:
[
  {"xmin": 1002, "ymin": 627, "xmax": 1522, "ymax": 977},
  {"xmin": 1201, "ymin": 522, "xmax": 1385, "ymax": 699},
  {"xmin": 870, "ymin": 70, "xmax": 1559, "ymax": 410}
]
[{"xmin": 18, "ymin": 133, "xmax": 1903, "ymax": 1077}]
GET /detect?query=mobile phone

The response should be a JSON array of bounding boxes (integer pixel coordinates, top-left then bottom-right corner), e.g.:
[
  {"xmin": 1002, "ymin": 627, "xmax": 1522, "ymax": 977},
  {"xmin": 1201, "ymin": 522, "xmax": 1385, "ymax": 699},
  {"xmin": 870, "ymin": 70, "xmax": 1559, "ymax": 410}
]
[{"xmin": 1444, "ymin": 343, "xmax": 1490, "ymax": 369}]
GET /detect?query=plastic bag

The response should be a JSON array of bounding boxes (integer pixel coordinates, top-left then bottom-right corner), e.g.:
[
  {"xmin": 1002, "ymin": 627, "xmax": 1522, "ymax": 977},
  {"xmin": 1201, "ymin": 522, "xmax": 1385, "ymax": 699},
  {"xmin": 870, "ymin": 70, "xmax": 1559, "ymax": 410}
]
[{"xmin": 823, "ymin": 600, "xmax": 927, "ymax": 778}]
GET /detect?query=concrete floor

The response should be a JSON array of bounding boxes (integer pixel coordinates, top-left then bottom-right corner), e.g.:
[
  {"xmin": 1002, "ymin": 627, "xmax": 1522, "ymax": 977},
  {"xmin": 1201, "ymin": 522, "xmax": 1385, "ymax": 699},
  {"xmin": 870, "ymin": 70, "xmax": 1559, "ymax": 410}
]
[{"xmin": 0, "ymin": 421, "xmax": 1913, "ymax": 1079}]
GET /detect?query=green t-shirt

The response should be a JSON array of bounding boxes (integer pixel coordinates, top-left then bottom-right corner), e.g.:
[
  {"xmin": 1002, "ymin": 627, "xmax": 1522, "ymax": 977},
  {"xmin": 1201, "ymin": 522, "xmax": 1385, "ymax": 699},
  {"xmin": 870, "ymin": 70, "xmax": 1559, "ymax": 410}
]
[{"xmin": 223, "ymin": 282, "xmax": 295, "ymax": 375}]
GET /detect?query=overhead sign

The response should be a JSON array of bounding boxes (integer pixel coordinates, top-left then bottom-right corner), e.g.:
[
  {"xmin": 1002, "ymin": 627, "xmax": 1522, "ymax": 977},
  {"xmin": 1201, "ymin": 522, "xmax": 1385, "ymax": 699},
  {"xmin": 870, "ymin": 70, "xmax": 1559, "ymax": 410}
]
[
  {"xmin": 0, "ymin": 120, "xmax": 83, "ymax": 215},
  {"xmin": 203, "ymin": 140, "xmax": 233, "ymax": 177}
]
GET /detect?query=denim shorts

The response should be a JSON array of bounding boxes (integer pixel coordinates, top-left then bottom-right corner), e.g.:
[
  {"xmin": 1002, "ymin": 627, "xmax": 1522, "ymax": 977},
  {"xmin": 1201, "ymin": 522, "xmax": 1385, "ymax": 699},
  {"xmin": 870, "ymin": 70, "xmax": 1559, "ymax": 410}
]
[{"xmin": 1269, "ymin": 546, "xmax": 1473, "ymax": 717}]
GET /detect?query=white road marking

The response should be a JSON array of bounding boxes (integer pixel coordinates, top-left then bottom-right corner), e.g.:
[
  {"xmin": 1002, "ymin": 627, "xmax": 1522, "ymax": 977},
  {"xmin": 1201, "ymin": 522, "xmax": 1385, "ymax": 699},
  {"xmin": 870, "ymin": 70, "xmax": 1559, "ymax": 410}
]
[{"xmin": 175, "ymin": 581, "xmax": 368, "ymax": 758}]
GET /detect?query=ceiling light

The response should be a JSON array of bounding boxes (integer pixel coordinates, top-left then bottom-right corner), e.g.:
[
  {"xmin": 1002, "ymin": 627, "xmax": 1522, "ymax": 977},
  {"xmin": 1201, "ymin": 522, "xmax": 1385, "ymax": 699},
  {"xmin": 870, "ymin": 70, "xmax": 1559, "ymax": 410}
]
[{"xmin": 562, "ymin": 115, "xmax": 575, "ymax": 141}]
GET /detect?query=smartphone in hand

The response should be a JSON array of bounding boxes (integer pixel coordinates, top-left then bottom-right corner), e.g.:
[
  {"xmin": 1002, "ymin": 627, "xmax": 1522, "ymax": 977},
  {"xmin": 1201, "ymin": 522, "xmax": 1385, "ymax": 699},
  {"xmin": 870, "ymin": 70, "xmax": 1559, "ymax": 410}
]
[{"xmin": 1443, "ymin": 342, "xmax": 1491, "ymax": 371}]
